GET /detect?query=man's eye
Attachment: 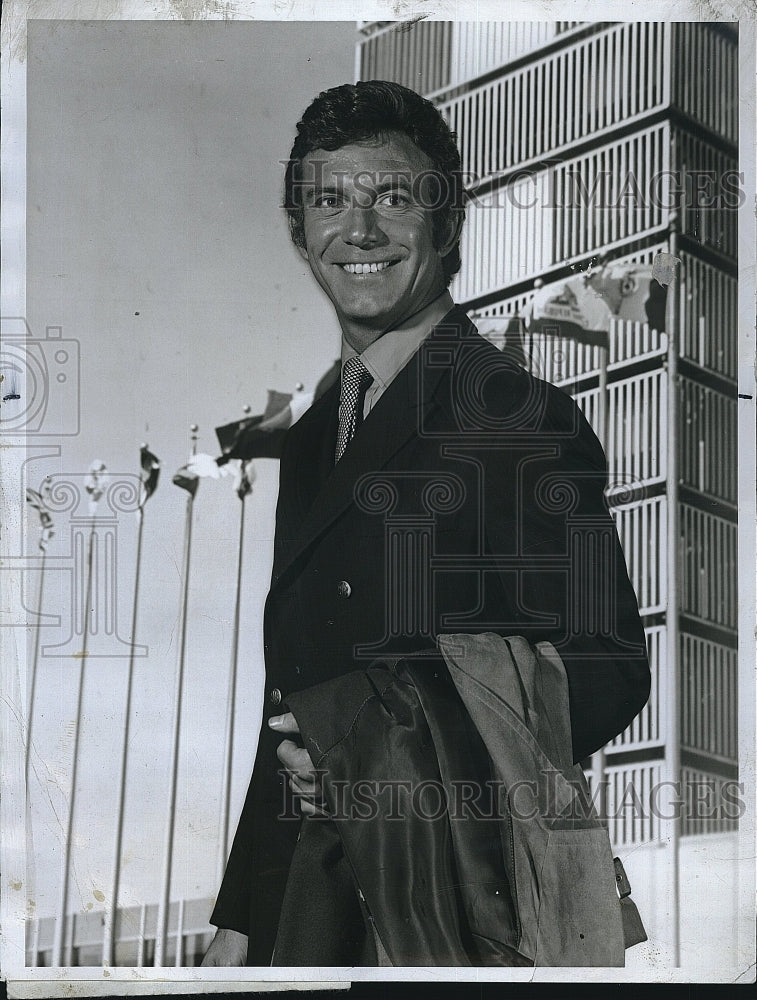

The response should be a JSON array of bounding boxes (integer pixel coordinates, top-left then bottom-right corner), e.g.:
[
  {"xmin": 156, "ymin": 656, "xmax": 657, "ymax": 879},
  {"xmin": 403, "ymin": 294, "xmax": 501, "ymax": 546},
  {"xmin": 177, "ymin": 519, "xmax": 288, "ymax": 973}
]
[
  {"xmin": 312, "ymin": 194, "xmax": 341, "ymax": 209},
  {"xmin": 377, "ymin": 191, "xmax": 410, "ymax": 208}
]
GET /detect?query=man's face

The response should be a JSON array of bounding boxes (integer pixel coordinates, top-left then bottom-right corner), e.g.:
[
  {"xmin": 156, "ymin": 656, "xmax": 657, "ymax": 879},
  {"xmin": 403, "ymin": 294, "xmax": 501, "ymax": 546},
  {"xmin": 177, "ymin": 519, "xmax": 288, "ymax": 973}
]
[{"xmin": 297, "ymin": 132, "xmax": 456, "ymax": 350}]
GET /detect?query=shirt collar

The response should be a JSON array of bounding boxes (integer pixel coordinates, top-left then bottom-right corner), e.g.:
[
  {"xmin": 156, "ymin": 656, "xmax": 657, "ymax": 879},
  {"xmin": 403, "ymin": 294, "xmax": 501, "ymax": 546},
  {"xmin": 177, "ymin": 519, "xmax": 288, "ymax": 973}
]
[{"xmin": 340, "ymin": 290, "xmax": 455, "ymax": 388}]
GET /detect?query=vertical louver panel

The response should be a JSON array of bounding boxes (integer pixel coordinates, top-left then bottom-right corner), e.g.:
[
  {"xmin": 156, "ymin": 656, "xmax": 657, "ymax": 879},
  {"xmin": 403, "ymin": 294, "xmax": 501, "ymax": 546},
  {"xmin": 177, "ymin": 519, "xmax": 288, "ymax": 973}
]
[
  {"xmin": 672, "ymin": 23, "xmax": 738, "ymax": 146},
  {"xmin": 679, "ymin": 378, "xmax": 737, "ymax": 503},
  {"xmin": 612, "ymin": 496, "xmax": 667, "ymax": 616},
  {"xmin": 439, "ymin": 23, "xmax": 670, "ymax": 180},
  {"xmin": 611, "ymin": 625, "xmax": 665, "ymax": 750},
  {"xmin": 680, "ymin": 505, "xmax": 738, "ymax": 630},
  {"xmin": 680, "ymin": 635, "xmax": 738, "ymax": 762},
  {"xmin": 679, "ymin": 252, "xmax": 738, "ymax": 380}
]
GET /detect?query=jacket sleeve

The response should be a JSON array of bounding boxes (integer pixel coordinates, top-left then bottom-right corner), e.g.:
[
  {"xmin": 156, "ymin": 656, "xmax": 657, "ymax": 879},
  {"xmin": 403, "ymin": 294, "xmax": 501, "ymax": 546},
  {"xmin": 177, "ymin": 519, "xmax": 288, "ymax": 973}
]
[
  {"xmin": 209, "ymin": 423, "xmax": 302, "ymax": 940},
  {"xmin": 481, "ymin": 380, "xmax": 650, "ymax": 762}
]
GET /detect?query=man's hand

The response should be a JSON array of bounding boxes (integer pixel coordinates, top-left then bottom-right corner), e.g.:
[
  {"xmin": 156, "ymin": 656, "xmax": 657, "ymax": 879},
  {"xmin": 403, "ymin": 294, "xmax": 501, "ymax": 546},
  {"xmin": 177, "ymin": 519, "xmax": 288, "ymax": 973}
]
[
  {"xmin": 200, "ymin": 927, "xmax": 248, "ymax": 966},
  {"xmin": 269, "ymin": 711, "xmax": 327, "ymax": 817}
]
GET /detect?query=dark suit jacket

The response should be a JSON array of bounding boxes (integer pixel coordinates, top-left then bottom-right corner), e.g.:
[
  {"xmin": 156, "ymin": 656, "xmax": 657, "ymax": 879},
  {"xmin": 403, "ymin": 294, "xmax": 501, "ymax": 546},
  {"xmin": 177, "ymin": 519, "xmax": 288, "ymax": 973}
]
[{"xmin": 210, "ymin": 306, "xmax": 650, "ymax": 963}]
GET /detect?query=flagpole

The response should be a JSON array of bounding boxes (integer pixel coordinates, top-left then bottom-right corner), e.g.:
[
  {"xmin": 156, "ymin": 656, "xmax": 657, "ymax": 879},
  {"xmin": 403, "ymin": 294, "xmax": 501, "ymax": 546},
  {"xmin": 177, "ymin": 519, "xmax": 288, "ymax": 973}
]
[
  {"xmin": 218, "ymin": 453, "xmax": 248, "ymax": 885},
  {"xmin": 665, "ymin": 216, "xmax": 682, "ymax": 967},
  {"xmin": 25, "ymin": 482, "xmax": 54, "ymax": 784},
  {"xmin": 156, "ymin": 426, "xmax": 198, "ymax": 967},
  {"xmin": 218, "ymin": 491, "xmax": 244, "ymax": 877},
  {"xmin": 103, "ymin": 445, "xmax": 158, "ymax": 966},
  {"xmin": 52, "ymin": 489, "xmax": 99, "ymax": 967},
  {"xmin": 25, "ymin": 547, "xmax": 46, "ymax": 783},
  {"xmin": 590, "ymin": 331, "xmax": 610, "ymax": 827},
  {"xmin": 103, "ymin": 504, "xmax": 143, "ymax": 964}
]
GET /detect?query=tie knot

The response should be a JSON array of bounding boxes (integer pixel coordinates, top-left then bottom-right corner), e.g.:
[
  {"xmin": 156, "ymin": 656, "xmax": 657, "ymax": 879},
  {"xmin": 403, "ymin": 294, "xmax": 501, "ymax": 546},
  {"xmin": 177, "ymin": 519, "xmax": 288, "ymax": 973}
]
[{"xmin": 342, "ymin": 355, "xmax": 372, "ymax": 392}]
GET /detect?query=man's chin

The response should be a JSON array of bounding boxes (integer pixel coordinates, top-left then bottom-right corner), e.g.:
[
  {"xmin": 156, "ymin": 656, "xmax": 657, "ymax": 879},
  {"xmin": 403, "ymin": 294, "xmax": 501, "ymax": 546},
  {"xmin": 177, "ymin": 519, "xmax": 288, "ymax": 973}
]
[
  {"xmin": 333, "ymin": 309, "xmax": 404, "ymax": 350},
  {"xmin": 336, "ymin": 303, "xmax": 403, "ymax": 332}
]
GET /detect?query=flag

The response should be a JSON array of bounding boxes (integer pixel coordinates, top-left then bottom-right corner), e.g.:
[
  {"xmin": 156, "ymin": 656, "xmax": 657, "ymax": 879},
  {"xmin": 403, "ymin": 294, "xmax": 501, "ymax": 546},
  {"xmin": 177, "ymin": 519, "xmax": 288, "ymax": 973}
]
[
  {"xmin": 26, "ymin": 484, "xmax": 55, "ymax": 549},
  {"xmin": 175, "ymin": 451, "xmax": 241, "ymax": 496},
  {"xmin": 587, "ymin": 259, "xmax": 669, "ymax": 333},
  {"xmin": 172, "ymin": 466, "xmax": 199, "ymax": 497},
  {"xmin": 185, "ymin": 453, "xmax": 232, "ymax": 480},
  {"xmin": 180, "ymin": 453, "xmax": 255, "ymax": 500},
  {"xmin": 524, "ymin": 274, "xmax": 612, "ymax": 347},
  {"xmin": 234, "ymin": 459, "xmax": 256, "ymax": 501},
  {"xmin": 85, "ymin": 461, "xmax": 108, "ymax": 515},
  {"xmin": 524, "ymin": 253, "xmax": 674, "ymax": 346},
  {"xmin": 139, "ymin": 446, "xmax": 161, "ymax": 507},
  {"xmin": 215, "ymin": 383, "xmax": 316, "ymax": 465}
]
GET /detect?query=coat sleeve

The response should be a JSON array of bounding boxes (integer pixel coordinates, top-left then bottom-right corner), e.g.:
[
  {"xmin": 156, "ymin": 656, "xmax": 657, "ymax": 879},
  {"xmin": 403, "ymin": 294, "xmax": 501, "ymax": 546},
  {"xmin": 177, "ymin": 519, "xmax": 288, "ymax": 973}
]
[{"xmin": 481, "ymin": 377, "xmax": 650, "ymax": 762}]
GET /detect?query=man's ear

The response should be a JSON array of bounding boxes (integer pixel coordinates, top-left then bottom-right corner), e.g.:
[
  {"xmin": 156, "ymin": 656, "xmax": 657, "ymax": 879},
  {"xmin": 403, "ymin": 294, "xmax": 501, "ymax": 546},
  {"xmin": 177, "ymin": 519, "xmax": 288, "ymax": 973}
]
[
  {"xmin": 438, "ymin": 208, "xmax": 465, "ymax": 258},
  {"xmin": 297, "ymin": 243, "xmax": 310, "ymax": 262}
]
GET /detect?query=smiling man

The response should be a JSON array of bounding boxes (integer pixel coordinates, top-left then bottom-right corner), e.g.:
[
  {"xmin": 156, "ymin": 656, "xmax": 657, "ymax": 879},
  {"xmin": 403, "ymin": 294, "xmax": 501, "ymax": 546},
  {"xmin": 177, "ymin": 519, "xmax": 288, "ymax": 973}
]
[{"xmin": 202, "ymin": 81, "xmax": 650, "ymax": 968}]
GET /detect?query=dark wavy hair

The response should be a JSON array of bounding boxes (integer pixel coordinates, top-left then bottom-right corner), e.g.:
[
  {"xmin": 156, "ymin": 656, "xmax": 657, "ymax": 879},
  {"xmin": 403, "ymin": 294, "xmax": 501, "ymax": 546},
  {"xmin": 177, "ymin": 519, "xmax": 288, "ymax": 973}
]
[{"xmin": 284, "ymin": 80, "xmax": 466, "ymax": 285}]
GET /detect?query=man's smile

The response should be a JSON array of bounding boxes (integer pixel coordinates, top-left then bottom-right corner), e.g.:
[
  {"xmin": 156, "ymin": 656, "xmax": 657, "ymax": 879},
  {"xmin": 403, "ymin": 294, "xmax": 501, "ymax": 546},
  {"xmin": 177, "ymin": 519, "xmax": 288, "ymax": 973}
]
[{"xmin": 338, "ymin": 260, "xmax": 400, "ymax": 275}]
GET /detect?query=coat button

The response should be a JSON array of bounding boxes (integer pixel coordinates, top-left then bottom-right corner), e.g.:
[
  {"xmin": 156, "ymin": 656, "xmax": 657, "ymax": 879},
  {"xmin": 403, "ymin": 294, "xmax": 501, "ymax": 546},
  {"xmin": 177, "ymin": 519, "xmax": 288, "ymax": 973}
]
[
  {"xmin": 336, "ymin": 580, "xmax": 352, "ymax": 598},
  {"xmin": 269, "ymin": 688, "xmax": 282, "ymax": 706}
]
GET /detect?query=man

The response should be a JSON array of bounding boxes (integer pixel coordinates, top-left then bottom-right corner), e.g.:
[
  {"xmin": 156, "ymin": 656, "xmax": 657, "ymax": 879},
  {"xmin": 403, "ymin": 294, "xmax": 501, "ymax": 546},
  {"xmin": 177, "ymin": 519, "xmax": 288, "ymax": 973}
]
[{"xmin": 202, "ymin": 80, "xmax": 650, "ymax": 967}]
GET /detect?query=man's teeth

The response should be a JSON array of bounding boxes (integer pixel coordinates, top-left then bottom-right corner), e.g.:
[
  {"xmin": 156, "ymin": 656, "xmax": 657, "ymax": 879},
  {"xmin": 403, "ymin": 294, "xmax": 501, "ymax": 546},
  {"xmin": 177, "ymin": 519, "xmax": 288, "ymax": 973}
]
[{"xmin": 341, "ymin": 261, "xmax": 393, "ymax": 274}]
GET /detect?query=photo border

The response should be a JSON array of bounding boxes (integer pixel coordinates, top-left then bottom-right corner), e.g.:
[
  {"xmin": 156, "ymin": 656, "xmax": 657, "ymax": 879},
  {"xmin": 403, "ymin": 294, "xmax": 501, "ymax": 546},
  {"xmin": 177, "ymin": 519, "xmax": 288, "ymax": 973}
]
[{"xmin": 1, "ymin": 1, "xmax": 754, "ymax": 994}]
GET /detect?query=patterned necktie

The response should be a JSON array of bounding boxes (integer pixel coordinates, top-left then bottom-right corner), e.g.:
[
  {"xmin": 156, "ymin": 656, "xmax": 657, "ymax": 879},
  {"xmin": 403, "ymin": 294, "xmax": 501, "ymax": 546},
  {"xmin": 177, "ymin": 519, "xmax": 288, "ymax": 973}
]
[{"xmin": 335, "ymin": 356, "xmax": 374, "ymax": 463}]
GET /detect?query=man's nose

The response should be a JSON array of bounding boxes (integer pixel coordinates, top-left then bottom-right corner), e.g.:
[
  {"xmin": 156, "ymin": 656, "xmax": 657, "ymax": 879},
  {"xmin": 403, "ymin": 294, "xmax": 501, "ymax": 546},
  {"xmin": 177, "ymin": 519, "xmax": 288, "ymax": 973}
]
[{"xmin": 342, "ymin": 205, "xmax": 384, "ymax": 247}]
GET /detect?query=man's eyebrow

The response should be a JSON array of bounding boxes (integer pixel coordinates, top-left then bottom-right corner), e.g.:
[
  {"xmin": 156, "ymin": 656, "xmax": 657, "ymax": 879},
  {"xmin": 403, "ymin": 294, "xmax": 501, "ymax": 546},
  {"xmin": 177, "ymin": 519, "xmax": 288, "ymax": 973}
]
[
  {"xmin": 301, "ymin": 181, "xmax": 344, "ymax": 197},
  {"xmin": 373, "ymin": 175, "xmax": 413, "ymax": 193},
  {"xmin": 374, "ymin": 168, "xmax": 414, "ymax": 187},
  {"xmin": 299, "ymin": 172, "xmax": 415, "ymax": 198}
]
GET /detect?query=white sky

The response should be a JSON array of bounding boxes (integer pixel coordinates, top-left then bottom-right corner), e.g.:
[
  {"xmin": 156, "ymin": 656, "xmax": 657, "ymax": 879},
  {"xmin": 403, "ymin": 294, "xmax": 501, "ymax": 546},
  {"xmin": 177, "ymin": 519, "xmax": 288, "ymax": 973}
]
[{"xmin": 25, "ymin": 18, "xmax": 356, "ymax": 919}]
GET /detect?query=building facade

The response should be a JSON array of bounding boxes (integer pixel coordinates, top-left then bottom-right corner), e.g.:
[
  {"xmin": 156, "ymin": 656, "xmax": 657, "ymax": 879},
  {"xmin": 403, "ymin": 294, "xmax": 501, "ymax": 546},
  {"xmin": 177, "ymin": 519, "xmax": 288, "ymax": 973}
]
[{"xmin": 358, "ymin": 19, "xmax": 739, "ymax": 855}]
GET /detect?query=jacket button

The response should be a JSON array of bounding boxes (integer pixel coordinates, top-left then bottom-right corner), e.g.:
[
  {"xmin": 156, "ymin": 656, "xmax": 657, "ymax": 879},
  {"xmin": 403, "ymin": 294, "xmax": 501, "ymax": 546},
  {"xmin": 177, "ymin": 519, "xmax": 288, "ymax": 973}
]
[
  {"xmin": 336, "ymin": 580, "xmax": 352, "ymax": 598},
  {"xmin": 269, "ymin": 688, "xmax": 282, "ymax": 706}
]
